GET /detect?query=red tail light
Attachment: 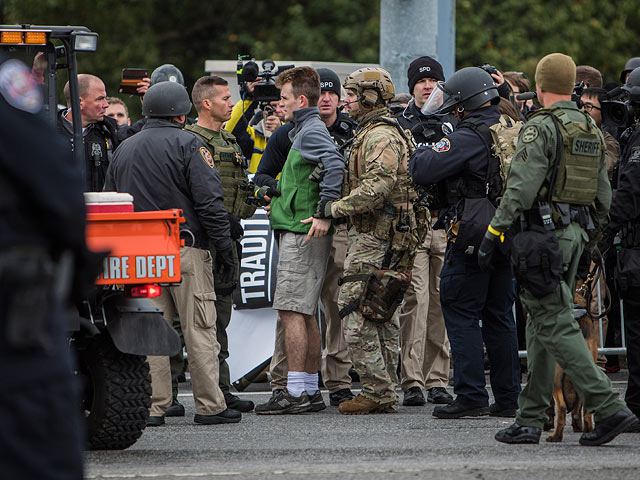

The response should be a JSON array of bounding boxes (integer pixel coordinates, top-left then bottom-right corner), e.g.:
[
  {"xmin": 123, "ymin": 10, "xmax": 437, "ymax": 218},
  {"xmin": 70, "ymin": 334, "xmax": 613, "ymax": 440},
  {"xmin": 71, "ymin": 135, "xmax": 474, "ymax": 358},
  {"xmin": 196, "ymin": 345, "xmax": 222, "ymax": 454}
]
[{"xmin": 125, "ymin": 285, "xmax": 162, "ymax": 298}]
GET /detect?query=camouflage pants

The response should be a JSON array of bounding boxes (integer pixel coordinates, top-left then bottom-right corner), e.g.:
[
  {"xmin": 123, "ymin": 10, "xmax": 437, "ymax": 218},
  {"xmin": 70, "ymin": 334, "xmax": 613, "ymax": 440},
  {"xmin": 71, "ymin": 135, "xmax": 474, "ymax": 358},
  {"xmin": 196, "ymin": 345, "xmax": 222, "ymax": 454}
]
[{"xmin": 338, "ymin": 231, "xmax": 401, "ymax": 404}]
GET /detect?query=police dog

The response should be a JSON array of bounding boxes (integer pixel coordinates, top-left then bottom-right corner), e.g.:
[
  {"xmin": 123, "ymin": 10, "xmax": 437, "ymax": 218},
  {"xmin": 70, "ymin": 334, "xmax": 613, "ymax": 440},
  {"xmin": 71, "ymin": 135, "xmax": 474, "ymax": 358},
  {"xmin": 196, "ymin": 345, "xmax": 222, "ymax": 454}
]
[{"xmin": 544, "ymin": 278, "xmax": 599, "ymax": 442}]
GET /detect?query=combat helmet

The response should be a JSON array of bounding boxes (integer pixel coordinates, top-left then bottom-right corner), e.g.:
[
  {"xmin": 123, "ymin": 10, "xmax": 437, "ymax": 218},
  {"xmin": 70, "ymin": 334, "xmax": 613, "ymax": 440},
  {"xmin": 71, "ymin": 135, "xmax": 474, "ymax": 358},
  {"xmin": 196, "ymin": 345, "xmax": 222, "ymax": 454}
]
[
  {"xmin": 150, "ymin": 63, "xmax": 185, "ymax": 86},
  {"xmin": 620, "ymin": 57, "xmax": 640, "ymax": 84},
  {"xmin": 422, "ymin": 67, "xmax": 498, "ymax": 115},
  {"xmin": 343, "ymin": 67, "xmax": 395, "ymax": 108},
  {"xmin": 142, "ymin": 81, "xmax": 192, "ymax": 117}
]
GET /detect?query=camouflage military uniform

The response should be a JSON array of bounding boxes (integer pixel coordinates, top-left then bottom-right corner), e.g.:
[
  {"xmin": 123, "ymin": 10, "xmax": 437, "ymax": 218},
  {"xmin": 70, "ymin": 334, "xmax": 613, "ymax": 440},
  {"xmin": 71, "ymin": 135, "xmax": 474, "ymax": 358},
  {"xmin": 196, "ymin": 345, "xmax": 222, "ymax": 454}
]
[{"xmin": 331, "ymin": 106, "xmax": 421, "ymax": 407}]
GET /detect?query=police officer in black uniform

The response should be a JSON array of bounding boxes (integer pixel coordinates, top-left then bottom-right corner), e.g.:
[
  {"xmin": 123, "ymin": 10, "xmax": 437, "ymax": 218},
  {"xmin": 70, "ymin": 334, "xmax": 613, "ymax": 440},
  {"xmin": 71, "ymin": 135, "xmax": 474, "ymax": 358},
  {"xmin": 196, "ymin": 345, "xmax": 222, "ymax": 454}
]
[
  {"xmin": 603, "ymin": 66, "xmax": 640, "ymax": 423},
  {"xmin": 410, "ymin": 67, "xmax": 521, "ymax": 419},
  {"xmin": 0, "ymin": 54, "xmax": 85, "ymax": 479},
  {"xmin": 395, "ymin": 56, "xmax": 454, "ymax": 147},
  {"xmin": 105, "ymin": 81, "xmax": 240, "ymax": 426},
  {"xmin": 57, "ymin": 74, "xmax": 120, "ymax": 191},
  {"xmin": 394, "ymin": 56, "xmax": 456, "ymax": 407}
]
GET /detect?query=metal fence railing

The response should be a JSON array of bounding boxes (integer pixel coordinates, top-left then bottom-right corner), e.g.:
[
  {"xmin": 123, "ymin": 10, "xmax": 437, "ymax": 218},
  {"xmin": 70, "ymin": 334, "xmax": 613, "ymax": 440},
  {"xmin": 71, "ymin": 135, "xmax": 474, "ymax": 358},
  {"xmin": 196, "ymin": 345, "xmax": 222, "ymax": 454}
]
[{"xmin": 517, "ymin": 279, "xmax": 627, "ymax": 359}]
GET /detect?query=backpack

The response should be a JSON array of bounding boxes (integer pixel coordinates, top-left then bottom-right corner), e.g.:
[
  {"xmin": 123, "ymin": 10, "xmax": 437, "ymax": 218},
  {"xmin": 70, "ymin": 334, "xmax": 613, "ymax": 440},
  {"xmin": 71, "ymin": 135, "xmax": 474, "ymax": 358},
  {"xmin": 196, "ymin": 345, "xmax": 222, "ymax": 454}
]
[{"xmin": 489, "ymin": 114, "xmax": 524, "ymax": 191}]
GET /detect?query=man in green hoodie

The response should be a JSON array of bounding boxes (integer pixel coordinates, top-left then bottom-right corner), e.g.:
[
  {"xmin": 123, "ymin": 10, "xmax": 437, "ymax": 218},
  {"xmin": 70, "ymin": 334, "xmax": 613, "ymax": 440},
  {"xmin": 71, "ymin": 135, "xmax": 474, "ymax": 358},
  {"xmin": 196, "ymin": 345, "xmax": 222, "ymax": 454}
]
[{"xmin": 255, "ymin": 66, "xmax": 345, "ymax": 415}]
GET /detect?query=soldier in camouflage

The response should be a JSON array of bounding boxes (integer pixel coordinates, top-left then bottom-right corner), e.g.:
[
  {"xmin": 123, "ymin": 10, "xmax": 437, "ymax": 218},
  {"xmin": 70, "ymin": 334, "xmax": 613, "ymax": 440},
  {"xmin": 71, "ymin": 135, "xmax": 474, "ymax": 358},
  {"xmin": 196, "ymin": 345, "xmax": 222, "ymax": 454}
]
[
  {"xmin": 184, "ymin": 76, "xmax": 257, "ymax": 413},
  {"xmin": 319, "ymin": 67, "xmax": 426, "ymax": 414}
]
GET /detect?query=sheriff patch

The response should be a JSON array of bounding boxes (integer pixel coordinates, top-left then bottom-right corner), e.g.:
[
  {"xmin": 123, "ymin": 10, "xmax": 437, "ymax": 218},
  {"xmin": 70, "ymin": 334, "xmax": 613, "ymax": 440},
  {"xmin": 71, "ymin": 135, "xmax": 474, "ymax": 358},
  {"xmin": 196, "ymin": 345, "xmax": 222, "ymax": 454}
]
[
  {"xmin": 432, "ymin": 138, "xmax": 451, "ymax": 152},
  {"xmin": 521, "ymin": 125, "xmax": 539, "ymax": 143},
  {"xmin": 200, "ymin": 146, "xmax": 214, "ymax": 168}
]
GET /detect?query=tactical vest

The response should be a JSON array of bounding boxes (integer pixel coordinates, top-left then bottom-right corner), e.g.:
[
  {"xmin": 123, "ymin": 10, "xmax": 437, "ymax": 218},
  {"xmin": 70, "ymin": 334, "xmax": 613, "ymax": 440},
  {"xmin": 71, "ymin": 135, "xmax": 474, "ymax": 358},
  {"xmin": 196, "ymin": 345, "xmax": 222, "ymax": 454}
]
[
  {"xmin": 444, "ymin": 116, "xmax": 502, "ymax": 206},
  {"xmin": 184, "ymin": 124, "xmax": 256, "ymax": 219},
  {"xmin": 344, "ymin": 117, "xmax": 426, "ymax": 258},
  {"xmin": 395, "ymin": 110, "xmax": 452, "ymax": 147},
  {"xmin": 531, "ymin": 107, "xmax": 603, "ymax": 206}
]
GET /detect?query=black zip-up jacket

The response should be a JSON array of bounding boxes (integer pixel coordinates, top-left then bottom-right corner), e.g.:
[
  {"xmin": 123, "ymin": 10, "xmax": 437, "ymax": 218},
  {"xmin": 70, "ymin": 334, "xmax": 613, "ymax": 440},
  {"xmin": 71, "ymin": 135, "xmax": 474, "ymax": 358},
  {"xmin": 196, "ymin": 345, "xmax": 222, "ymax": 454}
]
[
  {"xmin": 57, "ymin": 110, "xmax": 120, "ymax": 192},
  {"xmin": 104, "ymin": 118, "xmax": 231, "ymax": 251}
]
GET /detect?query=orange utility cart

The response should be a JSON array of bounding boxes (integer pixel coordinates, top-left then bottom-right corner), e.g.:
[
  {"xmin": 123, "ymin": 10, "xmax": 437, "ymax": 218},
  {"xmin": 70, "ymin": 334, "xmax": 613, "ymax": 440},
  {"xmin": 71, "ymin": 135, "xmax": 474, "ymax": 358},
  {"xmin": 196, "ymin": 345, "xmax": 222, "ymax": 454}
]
[{"xmin": 84, "ymin": 192, "xmax": 185, "ymax": 287}]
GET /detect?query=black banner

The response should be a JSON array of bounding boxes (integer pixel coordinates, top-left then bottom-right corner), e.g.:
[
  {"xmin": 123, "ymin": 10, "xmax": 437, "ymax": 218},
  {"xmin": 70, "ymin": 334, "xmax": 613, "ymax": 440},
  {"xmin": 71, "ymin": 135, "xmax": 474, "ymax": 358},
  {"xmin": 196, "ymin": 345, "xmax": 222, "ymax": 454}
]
[{"xmin": 233, "ymin": 209, "xmax": 279, "ymax": 309}]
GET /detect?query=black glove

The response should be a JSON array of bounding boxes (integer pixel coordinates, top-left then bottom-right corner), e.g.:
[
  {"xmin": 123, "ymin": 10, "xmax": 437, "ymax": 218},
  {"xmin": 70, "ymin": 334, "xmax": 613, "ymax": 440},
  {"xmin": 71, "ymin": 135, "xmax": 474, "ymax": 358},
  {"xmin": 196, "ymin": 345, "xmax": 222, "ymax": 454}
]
[
  {"xmin": 477, "ymin": 227, "xmax": 502, "ymax": 272},
  {"xmin": 215, "ymin": 243, "xmax": 236, "ymax": 285},
  {"xmin": 313, "ymin": 198, "xmax": 334, "ymax": 219},
  {"xmin": 255, "ymin": 184, "xmax": 281, "ymax": 200},
  {"xmin": 228, "ymin": 214, "xmax": 244, "ymax": 240}
]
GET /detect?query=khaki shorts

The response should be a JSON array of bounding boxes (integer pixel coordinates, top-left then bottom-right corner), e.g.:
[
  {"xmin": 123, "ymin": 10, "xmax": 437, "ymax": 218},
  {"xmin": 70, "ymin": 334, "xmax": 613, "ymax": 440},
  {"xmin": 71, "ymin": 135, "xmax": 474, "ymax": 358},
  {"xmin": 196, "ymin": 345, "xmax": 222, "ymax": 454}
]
[{"xmin": 272, "ymin": 232, "xmax": 332, "ymax": 316}]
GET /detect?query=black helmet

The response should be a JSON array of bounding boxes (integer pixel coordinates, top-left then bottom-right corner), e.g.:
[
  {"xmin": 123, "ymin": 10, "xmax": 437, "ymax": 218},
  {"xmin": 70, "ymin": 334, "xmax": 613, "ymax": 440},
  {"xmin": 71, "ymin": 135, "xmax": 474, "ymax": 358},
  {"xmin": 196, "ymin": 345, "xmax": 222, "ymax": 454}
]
[
  {"xmin": 422, "ymin": 67, "xmax": 498, "ymax": 115},
  {"xmin": 142, "ymin": 81, "xmax": 192, "ymax": 117},
  {"xmin": 150, "ymin": 63, "xmax": 185, "ymax": 86},
  {"xmin": 623, "ymin": 67, "xmax": 640, "ymax": 109},
  {"xmin": 620, "ymin": 57, "xmax": 640, "ymax": 84}
]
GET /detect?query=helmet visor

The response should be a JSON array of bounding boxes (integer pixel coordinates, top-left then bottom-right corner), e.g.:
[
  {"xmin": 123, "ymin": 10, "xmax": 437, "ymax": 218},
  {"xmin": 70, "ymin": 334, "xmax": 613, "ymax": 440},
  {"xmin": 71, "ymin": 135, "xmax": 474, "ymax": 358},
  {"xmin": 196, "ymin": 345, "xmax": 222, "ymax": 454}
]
[{"xmin": 421, "ymin": 82, "xmax": 446, "ymax": 115}]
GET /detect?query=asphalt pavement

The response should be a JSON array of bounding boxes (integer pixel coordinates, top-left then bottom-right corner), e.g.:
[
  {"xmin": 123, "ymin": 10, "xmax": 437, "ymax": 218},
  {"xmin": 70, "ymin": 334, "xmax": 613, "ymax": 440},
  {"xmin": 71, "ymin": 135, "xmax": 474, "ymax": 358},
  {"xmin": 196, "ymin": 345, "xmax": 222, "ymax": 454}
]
[{"xmin": 85, "ymin": 373, "xmax": 640, "ymax": 480}]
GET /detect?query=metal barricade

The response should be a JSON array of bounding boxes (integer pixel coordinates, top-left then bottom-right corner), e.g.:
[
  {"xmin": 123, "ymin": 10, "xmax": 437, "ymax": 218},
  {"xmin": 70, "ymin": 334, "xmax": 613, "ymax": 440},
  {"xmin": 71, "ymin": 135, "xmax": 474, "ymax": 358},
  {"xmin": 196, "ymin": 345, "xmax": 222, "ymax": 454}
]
[{"xmin": 517, "ymin": 277, "xmax": 627, "ymax": 359}]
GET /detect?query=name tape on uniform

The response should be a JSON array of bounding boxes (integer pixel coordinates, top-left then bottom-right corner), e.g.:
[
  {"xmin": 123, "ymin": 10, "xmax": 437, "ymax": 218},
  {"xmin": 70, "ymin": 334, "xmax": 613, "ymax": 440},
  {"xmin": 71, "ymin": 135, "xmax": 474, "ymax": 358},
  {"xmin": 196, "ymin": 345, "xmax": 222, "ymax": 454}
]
[{"xmin": 572, "ymin": 138, "xmax": 601, "ymax": 156}]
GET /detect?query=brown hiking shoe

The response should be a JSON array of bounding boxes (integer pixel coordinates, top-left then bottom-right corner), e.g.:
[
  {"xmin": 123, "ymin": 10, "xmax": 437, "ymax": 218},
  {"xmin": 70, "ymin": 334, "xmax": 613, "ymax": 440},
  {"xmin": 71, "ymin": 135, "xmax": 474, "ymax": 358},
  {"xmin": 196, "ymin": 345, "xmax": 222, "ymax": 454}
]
[{"xmin": 338, "ymin": 394, "xmax": 381, "ymax": 415}]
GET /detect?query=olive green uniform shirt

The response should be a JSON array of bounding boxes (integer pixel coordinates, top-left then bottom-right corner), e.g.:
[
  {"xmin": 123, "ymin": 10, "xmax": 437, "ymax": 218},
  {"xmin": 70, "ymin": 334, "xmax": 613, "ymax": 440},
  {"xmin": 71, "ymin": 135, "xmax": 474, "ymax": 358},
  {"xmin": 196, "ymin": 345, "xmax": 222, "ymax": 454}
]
[{"xmin": 490, "ymin": 101, "xmax": 611, "ymax": 232}]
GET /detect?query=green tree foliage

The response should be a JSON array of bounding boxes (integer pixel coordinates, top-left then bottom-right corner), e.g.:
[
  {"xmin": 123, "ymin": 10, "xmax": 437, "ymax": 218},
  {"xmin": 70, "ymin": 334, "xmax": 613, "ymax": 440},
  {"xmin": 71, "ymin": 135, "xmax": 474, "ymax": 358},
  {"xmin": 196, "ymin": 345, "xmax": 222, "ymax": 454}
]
[
  {"xmin": 4, "ymin": 0, "xmax": 639, "ymax": 117},
  {"xmin": 3, "ymin": 0, "xmax": 379, "ymax": 120},
  {"xmin": 456, "ymin": 0, "xmax": 640, "ymax": 85}
]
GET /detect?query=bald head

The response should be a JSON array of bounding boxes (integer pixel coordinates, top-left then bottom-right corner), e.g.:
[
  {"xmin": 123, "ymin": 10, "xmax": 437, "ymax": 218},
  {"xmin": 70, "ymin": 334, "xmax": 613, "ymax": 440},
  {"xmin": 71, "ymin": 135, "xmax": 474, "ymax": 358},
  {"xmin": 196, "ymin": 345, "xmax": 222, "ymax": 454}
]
[
  {"xmin": 64, "ymin": 74, "xmax": 103, "ymax": 106},
  {"xmin": 63, "ymin": 74, "xmax": 108, "ymax": 126}
]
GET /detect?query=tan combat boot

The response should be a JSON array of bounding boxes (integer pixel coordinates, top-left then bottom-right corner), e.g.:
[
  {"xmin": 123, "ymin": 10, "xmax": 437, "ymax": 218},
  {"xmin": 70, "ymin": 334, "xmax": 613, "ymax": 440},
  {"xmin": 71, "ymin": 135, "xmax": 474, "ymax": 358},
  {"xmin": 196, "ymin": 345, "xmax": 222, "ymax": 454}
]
[{"xmin": 338, "ymin": 394, "xmax": 379, "ymax": 415}]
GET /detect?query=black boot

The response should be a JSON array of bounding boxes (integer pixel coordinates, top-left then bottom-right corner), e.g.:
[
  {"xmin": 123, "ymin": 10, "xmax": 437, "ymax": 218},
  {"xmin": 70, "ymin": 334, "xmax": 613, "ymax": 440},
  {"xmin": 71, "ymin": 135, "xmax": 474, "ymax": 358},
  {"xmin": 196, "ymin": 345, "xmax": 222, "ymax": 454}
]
[
  {"xmin": 579, "ymin": 408, "xmax": 639, "ymax": 446},
  {"xmin": 224, "ymin": 392, "xmax": 254, "ymax": 413},
  {"xmin": 495, "ymin": 423, "xmax": 541, "ymax": 444},
  {"xmin": 403, "ymin": 387, "xmax": 426, "ymax": 406}
]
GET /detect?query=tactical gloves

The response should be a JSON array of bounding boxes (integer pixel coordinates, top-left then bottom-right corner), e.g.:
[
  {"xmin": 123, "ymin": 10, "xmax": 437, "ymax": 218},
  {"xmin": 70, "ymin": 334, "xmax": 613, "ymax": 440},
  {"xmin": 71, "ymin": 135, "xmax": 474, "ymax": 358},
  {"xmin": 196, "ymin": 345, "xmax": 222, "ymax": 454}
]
[
  {"xmin": 255, "ymin": 185, "xmax": 281, "ymax": 201},
  {"xmin": 228, "ymin": 214, "xmax": 244, "ymax": 241},
  {"xmin": 215, "ymin": 242, "xmax": 237, "ymax": 284},
  {"xmin": 314, "ymin": 198, "xmax": 334, "ymax": 219},
  {"xmin": 478, "ymin": 225, "xmax": 504, "ymax": 272}
]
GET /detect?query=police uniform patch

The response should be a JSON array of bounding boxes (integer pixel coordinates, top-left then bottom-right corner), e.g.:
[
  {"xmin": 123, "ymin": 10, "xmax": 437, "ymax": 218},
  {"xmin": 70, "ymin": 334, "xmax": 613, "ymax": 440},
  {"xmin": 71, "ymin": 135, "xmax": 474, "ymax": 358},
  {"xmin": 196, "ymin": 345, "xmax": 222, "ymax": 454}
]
[
  {"xmin": 432, "ymin": 138, "xmax": 450, "ymax": 152},
  {"xmin": 200, "ymin": 146, "xmax": 214, "ymax": 168},
  {"xmin": 515, "ymin": 148, "xmax": 528, "ymax": 163},
  {"xmin": 521, "ymin": 125, "xmax": 539, "ymax": 143},
  {"xmin": 0, "ymin": 59, "xmax": 43, "ymax": 113}
]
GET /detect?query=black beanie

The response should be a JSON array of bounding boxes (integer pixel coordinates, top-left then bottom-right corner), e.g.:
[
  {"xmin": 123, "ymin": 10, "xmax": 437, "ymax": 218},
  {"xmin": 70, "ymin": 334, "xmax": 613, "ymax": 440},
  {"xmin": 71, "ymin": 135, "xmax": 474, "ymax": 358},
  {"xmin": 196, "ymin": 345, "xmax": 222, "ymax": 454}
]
[
  {"xmin": 317, "ymin": 68, "xmax": 341, "ymax": 96},
  {"xmin": 407, "ymin": 56, "xmax": 445, "ymax": 94}
]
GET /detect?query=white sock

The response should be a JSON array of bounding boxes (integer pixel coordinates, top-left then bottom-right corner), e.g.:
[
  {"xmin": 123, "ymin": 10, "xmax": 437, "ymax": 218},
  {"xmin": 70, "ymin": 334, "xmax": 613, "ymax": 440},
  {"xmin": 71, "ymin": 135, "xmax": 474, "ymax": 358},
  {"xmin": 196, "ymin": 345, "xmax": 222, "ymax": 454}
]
[
  {"xmin": 304, "ymin": 372, "xmax": 319, "ymax": 395},
  {"xmin": 287, "ymin": 371, "xmax": 306, "ymax": 397}
]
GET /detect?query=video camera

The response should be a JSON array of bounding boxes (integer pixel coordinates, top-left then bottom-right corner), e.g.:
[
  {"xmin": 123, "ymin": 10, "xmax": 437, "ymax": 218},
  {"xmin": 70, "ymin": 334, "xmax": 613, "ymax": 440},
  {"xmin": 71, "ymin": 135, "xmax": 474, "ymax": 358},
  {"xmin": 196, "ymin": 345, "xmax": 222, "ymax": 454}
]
[{"xmin": 237, "ymin": 55, "xmax": 294, "ymax": 103}]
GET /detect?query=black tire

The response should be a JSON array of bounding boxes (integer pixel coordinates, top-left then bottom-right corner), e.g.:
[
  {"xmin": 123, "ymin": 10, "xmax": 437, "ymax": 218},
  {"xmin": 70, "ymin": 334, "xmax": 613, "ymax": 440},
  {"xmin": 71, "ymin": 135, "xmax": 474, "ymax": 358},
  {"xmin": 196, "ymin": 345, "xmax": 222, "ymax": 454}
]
[{"xmin": 78, "ymin": 334, "xmax": 151, "ymax": 450}]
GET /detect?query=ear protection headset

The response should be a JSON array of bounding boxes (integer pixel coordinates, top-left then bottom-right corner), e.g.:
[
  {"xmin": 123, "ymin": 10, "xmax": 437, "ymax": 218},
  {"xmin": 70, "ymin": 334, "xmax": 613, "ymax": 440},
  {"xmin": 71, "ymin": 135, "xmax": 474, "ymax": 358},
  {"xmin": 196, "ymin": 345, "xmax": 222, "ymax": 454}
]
[{"xmin": 361, "ymin": 88, "xmax": 380, "ymax": 107}]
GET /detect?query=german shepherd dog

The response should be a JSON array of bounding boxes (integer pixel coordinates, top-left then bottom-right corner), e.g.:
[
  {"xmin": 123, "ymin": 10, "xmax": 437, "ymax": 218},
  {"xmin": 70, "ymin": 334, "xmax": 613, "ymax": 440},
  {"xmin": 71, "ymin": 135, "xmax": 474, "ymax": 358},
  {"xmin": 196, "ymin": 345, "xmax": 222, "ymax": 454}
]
[{"xmin": 544, "ymin": 277, "xmax": 600, "ymax": 442}]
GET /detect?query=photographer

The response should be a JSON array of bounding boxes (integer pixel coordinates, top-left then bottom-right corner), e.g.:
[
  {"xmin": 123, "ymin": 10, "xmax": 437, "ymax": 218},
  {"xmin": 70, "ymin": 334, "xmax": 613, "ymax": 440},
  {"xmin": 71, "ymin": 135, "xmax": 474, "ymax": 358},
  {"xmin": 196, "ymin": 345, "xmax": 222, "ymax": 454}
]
[{"xmin": 225, "ymin": 60, "xmax": 285, "ymax": 173}]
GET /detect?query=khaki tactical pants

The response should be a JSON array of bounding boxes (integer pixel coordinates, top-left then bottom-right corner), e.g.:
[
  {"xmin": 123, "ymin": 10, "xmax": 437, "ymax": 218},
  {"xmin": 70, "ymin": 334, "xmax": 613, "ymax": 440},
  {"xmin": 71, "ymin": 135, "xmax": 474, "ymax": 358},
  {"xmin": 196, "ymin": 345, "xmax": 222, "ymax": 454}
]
[
  {"xmin": 399, "ymin": 226, "xmax": 450, "ymax": 391},
  {"xmin": 148, "ymin": 247, "xmax": 226, "ymax": 417},
  {"xmin": 270, "ymin": 227, "xmax": 352, "ymax": 393},
  {"xmin": 516, "ymin": 223, "xmax": 626, "ymax": 428}
]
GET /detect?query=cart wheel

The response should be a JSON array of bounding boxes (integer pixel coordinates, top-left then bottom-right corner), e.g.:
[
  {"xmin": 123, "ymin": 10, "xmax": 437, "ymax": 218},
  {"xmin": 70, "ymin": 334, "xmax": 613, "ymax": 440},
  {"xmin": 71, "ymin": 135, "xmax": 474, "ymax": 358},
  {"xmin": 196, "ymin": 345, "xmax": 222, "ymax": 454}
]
[{"xmin": 78, "ymin": 333, "xmax": 151, "ymax": 450}]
